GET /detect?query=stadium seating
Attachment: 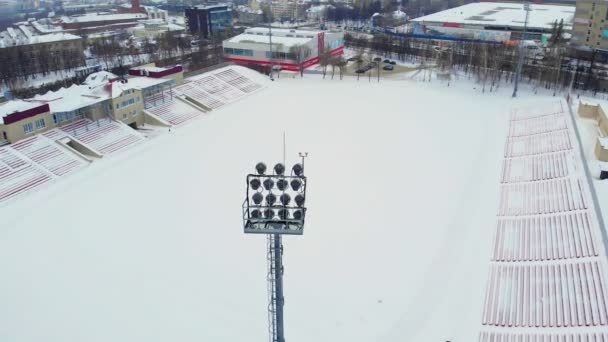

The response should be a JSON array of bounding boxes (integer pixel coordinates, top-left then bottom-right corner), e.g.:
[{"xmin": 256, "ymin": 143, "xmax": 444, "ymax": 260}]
[{"xmin": 480, "ymin": 101, "xmax": 608, "ymax": 341}]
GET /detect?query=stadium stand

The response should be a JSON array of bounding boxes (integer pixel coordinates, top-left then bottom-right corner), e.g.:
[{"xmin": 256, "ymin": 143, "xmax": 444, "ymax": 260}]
[{"xmin": 480, "ymin": 100, "xmax": 608, "ymax": 341}]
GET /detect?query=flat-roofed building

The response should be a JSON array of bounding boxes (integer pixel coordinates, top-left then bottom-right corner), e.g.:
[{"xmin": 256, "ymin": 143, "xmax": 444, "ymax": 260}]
[
  {"xmin": 411, "ymin": 2, "xmax": 575, "ymax": 42},
  {"xmin": 222, "ymin": 27, "xmax": 344, "ymax": 72},
  {"xmin": 0, "ymin": 24, "xmax": 85, "ymax": 75}
]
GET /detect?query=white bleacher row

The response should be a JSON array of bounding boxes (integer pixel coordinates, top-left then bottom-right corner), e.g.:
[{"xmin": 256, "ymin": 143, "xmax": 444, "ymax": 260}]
[
  {"xmin": 191, "ymin": 75, "xmax": 244, "ymax": 103},
  {"xmin": 145, "ymin": 99, "xmax": 204, "ymax": 127},
  {"xmin": 508, "ymin": 114, "xmax": 569, "ymax": 137},
  {"xmin": 492, "ymin": 213, "xmax": 600, "ymax": 262},
  {"xmin": 479, "ymin": 331, "xmax": 608, "ymax": 342},
  {"xmin": 45, "ymin": 118, "xmax": 144, "ymax": 156},
  {"xmin": 511, "ymin": 102, "xmax": 565, "ymax": 121},
  {"xmin": 480, "ymin": 101, "xmax": 608, "ymax": 341},
  {"xmin": 501, "ymin": 152, "xmax": 575, "ymax": 184},
  {"xmin": 173, "ymin": 83, "xmax": 225, "ymax": 109},
  {"xmin": 212, "ymin": 68, "xmax": 264, "ymax": 93},
  {"xmin": 505, "ymin": 131, "xmax": 573, "ymax": 158},
  {"xmin": 481, "ymin": 261, "xmax": 608, "ymax": 328},
  {"xmin": 11, "ymin": 135, "xmax": 85, "ymax": 176},
  {"xmin": 498, "ymin": 178, "xmax": 588, "ymax": 216},
  {"xmin": 0, "ymin": 147, "xmax": 53, "ymax": 202}
]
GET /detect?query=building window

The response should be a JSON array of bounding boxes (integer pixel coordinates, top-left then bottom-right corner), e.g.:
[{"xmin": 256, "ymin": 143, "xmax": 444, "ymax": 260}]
[
  {"xmin": 116, "ymin": 104, "xmax": 120, "ymax": 109},
  {"xmin": 123, "ymin": 113, "xmax": 127, "ymax": 119},
  {"xmin": 35, "ymin": 118, "xmax": 45, "ymax": 130},
  {"xmin": 23, "ymin": 122, "xmax": 34, "ymax": 134}
]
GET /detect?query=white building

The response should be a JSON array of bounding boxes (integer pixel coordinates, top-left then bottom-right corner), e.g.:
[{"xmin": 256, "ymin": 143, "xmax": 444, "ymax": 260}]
[
  {"xmin": 411, "ymin": 2, "xmax": 575, "ymax": 42},
  {"xmin": 222, "ymin": 27, "xmax": 344, "ymax": 72}
]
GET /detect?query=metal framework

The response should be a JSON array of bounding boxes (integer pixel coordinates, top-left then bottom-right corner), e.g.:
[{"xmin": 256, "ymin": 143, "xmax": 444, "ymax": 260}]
[{"xmin": 242, "ymin": 158, "xmax": 308, "ymax": 342}]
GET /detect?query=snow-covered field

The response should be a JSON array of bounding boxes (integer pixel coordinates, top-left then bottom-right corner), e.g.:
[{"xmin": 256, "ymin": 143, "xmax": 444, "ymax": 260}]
[{"xmin": 0, "ymin": 70, "xmax": 568, "ymax": 341}]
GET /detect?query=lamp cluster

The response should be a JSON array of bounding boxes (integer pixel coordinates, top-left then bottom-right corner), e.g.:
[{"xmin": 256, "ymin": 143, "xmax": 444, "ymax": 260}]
[{"xmin": 243, "ymin": 161, "xmax": 307, "ymax": 235}]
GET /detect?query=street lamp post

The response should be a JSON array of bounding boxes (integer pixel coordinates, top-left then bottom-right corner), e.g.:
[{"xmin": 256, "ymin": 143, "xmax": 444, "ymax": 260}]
[{"xmin": 513, "ymin": 2, "xmax": 531, "ymax": 98}]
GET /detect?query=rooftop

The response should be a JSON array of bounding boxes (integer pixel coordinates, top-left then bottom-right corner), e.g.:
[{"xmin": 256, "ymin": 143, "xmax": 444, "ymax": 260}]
[
  {"xmin": 0, "ymin": 100, "xmax": 46, "ymax": 124},
  {"xmin": 60, "ymin": 13, "xmax": 147, "ymax": 24},
  {"xmin": 0, "ymin": 24, "xmax": 81, "ymax": 48},
  {"xmin": 227, "ymin": 33, "xmax": 311, "ymax": 47},
  {"xmin": 412, "ymin": 2, "xmax": 575, "ymax": 30},
  {"xmin": 33, "ymin": 83, "xmax": 111, "ymax": 113}
]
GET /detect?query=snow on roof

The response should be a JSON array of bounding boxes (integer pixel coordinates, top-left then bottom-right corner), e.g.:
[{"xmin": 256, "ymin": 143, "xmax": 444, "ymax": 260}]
[
  {"xmin": 122, "ymin": 76, "xmax": 170, "ymax": 90},
  {"xmin": 84, "ymin": 71, "xmax": 118, "ymax": 86},
  {"xmin": 412, "ymin": 2, "xmax": 575, "ymax": 30},
  {"xmin": 60, "ymin": 13, "xmax": 147, "ymax": 24},
  {"xmin": 244, "ymin": 27, "xmax": 320, "ymax": 36},
  {"xmin": 32, "ymin": 84, "xmax": 111, "ymax": 113},
  {"xmin": 236, "ymin": 5, "xmax": 262, "ymax": 14},
  {"xmin": 0, "ymin": 100, "xmax": 45, "ymax": 123},
  {"xmin": 227, "ymin": 33, "xmax": 311, "ymax": 47},
  {"xmin": 0, "ymin": 24, "xmax": 81, "ymax": 48}
]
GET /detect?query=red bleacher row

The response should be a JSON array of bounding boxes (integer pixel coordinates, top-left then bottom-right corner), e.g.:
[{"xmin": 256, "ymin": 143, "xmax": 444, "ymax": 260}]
[
  {"xmin": 482, "ymin": 261, "xmax": 608, "ymax": 328},
  {"xmin": 505, "ymin": 131, "xmax": 573, "ymax": 158},
  {"xmin": 479, "ymin": 331, "xmax": 608, "ymax": 342},
  {"xmin": 492, "ymin": 213, "xmax": 600, "ymax": 262},
  {"xmin": 501, "ymin": 152, "xmax": 574, "ymax": 184},
  {"xmin": 146, "ymin": 100, "xmax": 204, "ymax": 126},
  {"xmin": 173, "ymin": 83, "xmax": 225, "ymax": 109},
  {"xmin": 52, "ymin": 119, "xmax": 144, "ymax": 155},
  {"xmin": 0, "ymin": 165, "xmax": 51, "ymax": 202},
  {"xmin": 213, "ymin": 69, "xmax": 263, "ymax": 93},
  {"xmin": 192, "ymin": 75, "xmax": 244, "ymax": 102},
  {"xmin": 510, "ymin": 102, "xmax": 565, "ymax": 121},
  {"xmin": 508, "ymin": 114, "xmax": 568, "ymax": 138},
  {"xmin": 498, "ymin": 178, "xmax": 589, "ymax": 216},
  {"xmin": 10, "ymin": 136, "xmax": 83, "ymax": 176}
]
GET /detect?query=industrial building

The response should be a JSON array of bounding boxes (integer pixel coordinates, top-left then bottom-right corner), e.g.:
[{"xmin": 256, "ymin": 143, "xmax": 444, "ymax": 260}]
[
  {"xmin": 185, "ymin": 5, "xmax": 233, "ymax": 38},
  {"xmin": 572, "ymin": 0, "xmax": 608, "ymax": 50},
  {"xmin": 222, "ymin": 27, "xmax": 344, "ymax": 72},
  {"xmin": 411, "ymin": 2, "xmax": 575, "ymax": 42}
]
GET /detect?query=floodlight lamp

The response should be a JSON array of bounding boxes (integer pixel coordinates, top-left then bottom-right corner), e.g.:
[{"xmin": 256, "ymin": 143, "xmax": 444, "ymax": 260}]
[
  {"xmin": 252, "ymin": 192, "xmax": 264, "ymax": 205},
  {"xmin": 277, "ymin": 179, "xmax": 288, "ymax": 191},
  {"xmin": 290, "ymin": 179, "xmax": 302, "ymax": 191},
  {"xmin": 263, "ymin": 178, "xmax": 275, "ymax": 190},
  {"xmin": 251, "ymin": 209, "xmax": 262, "ymax": 219},
  {"xmin": 292, "ymin": 209, "xmax": 303, "ymax": 220},
  {"xmin": 250, "ymin": 178, "xmax": 261, "ymax": 190},
  {"xmin": 280, "ymin": 193, "xmax": 291, "ymax": 206},
  {"xmin": 274, "ymin": 163, "xmax": 285, "ymax": 175},
  {"xmin": 294, "ymin": 194, "xmax": 305, "ymax": 207},
  {"xmin": 264, "ymin": 208, "xmax": 275, "ymax": 219},
  {"xmin": 266, "ymin": 193, "xmax": 277, "ymax": 206},
  {"xmin": 256, "ymin": 162, "xmax": 267, "ymax": 175},
  {"xmin": 278, "ymin": 208, "xmax": 289, "ymax": 219},
  {"xmin": 292, "ymin": 163, "xmax": 303, "ymax": 176}
]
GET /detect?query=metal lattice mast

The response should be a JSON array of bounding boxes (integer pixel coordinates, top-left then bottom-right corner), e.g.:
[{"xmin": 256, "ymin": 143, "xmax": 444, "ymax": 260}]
[{"xmin": 266, "ymin": 235, "xmax": 277, "ymax": 342}]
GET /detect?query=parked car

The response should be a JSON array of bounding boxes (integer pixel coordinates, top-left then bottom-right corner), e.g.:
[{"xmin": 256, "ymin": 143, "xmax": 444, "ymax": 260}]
[
  {"xmin": 373, "ymin": 57, "xmax": 382, "ymax": 62},
  {"xmin": 347, "ymin": 57, "xmax": 358, "ymax": 62},
  {"xmin": 355, "ymin": 68, "xmax": 367, "ymax": 73},
  {"xmin": 389, "ymin": 61, "xmax": 396, "ymax": 65},
  {"xmin": 383, "ymin": 65, "xmax": 394, "ymax": 71},
  {"xmin": 383, "ymin": 59, "xmax": 390, "ymax": 63}
]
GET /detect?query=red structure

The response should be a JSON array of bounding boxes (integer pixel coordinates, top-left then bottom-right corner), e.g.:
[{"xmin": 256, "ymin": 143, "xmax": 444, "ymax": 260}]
[{"xmin": 131, "ymin": 0, "xmax": 141, "ymax": 13}]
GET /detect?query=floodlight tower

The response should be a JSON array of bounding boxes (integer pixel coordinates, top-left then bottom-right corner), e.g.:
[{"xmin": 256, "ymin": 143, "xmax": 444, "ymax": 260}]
[{"xmin": 242, "ymin": 158, "xmax": 308, "ymax": 342}]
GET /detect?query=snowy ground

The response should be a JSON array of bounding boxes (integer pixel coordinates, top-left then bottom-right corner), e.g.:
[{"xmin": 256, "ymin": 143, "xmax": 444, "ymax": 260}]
[{"xmin": 0, "ymin": 70, "xmax": 568, "ymax": 342}]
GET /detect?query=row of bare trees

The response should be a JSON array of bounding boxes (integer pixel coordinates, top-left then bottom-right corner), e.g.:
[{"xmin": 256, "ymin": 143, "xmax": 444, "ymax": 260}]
[{"xmin": 345, "ymin": 28, "xmax": 605, "ymax": 94}]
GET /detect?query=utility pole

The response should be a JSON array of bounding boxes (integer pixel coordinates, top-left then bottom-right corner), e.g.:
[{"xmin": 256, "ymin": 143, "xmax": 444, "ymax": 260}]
[
  {"xmin": 268, "ymin": 4, "xmax": 274, "ymax": 81},
  {"xmin": 512, "ymin": 2, "xmax": 531, "ymax": 98}
]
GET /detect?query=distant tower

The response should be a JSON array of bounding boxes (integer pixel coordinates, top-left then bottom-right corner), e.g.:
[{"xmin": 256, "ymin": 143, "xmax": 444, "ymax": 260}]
[{"xmin": 131, "ymin": 0, "xmax": 141, "ymax": 13}]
